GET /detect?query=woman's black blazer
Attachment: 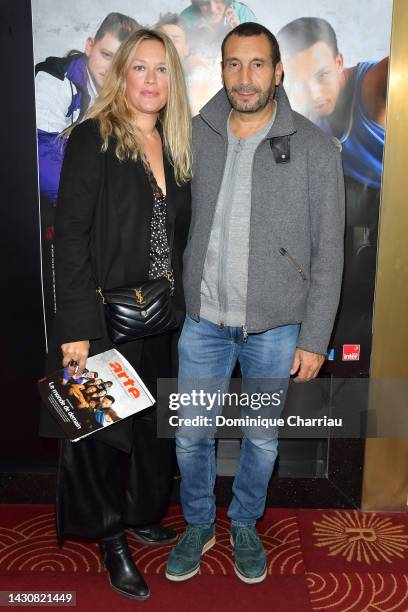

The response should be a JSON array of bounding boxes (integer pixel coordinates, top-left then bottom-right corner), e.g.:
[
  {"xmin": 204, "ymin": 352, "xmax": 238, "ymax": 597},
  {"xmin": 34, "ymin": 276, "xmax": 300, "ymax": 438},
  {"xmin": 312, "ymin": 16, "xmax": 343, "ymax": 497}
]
[{"xmin": 39, "ymin": 119, "xmax": 191, "ymax": 451}]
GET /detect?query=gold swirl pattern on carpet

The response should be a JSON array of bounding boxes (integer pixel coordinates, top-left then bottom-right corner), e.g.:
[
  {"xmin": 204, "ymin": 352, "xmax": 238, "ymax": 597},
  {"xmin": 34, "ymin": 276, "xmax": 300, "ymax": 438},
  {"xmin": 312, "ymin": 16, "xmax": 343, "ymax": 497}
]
[
  {"xmin": 306, "ymin": 572, "xmax": 408, "ymax": 611},
  {"xmin": 0, "ymin": 510, "xmax": 304, "ymax": 576}
]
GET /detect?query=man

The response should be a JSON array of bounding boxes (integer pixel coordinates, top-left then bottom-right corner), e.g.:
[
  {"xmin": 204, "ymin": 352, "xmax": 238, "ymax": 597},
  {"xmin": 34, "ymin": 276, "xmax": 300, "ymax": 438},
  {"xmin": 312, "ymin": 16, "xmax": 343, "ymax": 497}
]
[
  {"xmin": 278, "ymin": 18, "xmax": 388, "ymax": 369},
  {"xmin": 155, "ymin": 12, "xmax": 205, "ymax": 77},
  {"xmin": 177, "ymin": 2, "xmax": 256, "ymax": 116},
  {"xmin": 277, "ymin": 17, "xmax": 388, "ymax": 191},
  {"xmin": 180, "ymin": 0, "xmax": 256, "ymax": 34},
  {"xmin": 166, "ymin": 23, "xmax": 344, "ymax": 584},
  {"xmin": 62, "ymin": 367, "xmax": 98, "ymax": 385},
  {"xmin": 35, "ymin": 13, "xmax": 139, "ymax": 341},
  {"xmin": 100, "ymin": 395, "xmax": 115, "ymax": 410},
  {"xmin": 155, "ymin": 11, "xmax": 223, "ymax": 114},
  {"xmin": 35, "ymin": 12, "xmax": 140, "ymax": 206},
  {"xmin": 78, "ymin": 398, "xmax": 105, "ymax": 431},
  {"xmin": 156, "ymin": 13, "xmax": 190, "ymax": 65}
]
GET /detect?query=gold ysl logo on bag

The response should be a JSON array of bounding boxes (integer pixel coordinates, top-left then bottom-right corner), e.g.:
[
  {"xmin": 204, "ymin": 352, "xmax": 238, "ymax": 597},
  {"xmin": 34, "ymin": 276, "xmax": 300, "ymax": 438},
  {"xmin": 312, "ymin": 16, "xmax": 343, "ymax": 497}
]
[{"xmin": 135, "ymin": 288, "xmax": 144, "ymax": 304}]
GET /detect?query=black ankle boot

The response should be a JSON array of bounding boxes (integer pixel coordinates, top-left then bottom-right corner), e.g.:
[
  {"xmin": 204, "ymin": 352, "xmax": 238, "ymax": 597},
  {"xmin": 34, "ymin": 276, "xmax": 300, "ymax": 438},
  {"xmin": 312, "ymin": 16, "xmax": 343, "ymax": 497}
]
[
  {"xmin": 129, "ymin": 524, "xmax": 178, "ymax": 546},
  {"xmin": 99, "ymin": 532, "xmax": 150, "ymax": 600}
]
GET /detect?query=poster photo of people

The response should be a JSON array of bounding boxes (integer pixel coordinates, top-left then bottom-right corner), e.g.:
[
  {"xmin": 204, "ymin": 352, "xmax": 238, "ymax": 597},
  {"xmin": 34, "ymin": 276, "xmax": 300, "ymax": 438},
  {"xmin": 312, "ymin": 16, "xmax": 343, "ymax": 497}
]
[{"xmin": 32, "ymin": 0, "xmax": 392, "ymax": 377}]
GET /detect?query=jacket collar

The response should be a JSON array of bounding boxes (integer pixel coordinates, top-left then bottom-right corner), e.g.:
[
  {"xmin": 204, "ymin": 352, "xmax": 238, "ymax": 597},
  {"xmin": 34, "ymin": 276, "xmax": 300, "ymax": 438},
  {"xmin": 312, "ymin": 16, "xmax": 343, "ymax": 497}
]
[{"xmin": 199, "ymin": 83, "xmax": 297, "ymax": 139}]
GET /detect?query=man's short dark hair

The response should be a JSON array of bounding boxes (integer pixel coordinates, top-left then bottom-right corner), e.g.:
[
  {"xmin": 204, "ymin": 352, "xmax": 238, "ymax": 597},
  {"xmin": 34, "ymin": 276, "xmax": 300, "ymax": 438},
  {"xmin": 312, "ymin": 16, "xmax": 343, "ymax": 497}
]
[
  {"xmin": 104, "ymin": 395, "xmax": 115, "ymax": 404},
  {"xmin": 94, "ymin": 12, "xmax": 141, "ymax": 43},
  {"xmin": 155, "ymin": 12, "xmax": 187, "ymax": 32},
  {"xmin": 221, "ymin": 22, "xmax": 281, "ymax": 67},
  {"xmin": 277, "ymin": 17, "xmax": 339, "ymax": 58}
]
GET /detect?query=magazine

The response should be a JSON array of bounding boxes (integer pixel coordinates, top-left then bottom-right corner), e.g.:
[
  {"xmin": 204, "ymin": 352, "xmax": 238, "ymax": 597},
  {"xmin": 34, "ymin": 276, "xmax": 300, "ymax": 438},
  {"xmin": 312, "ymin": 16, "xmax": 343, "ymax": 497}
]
[{"xmin": 38, "ymin": 349, "xmax": 155, "ymax": 442}]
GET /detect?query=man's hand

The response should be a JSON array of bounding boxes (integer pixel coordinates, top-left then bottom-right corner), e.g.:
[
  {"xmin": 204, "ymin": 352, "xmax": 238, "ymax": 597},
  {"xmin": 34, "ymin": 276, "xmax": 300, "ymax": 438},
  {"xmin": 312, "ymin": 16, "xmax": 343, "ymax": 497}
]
[
  {"xmin": 225, "ymin": 8, "xmax": 240, "ymax": 28},
  {"xmin": 61, "ymin": 340, "xmax": 90, "ymax": 376},
  {"xmin": 290, "ymin": 348, "xmax": 325, "ymax": 382}
]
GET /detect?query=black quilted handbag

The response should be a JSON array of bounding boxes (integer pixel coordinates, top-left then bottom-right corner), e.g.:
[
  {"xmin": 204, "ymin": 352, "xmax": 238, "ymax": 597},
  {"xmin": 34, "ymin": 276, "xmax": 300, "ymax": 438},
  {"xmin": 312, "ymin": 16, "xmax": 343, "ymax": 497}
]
[{"xmin": 97, "ymin": 273, "xmax": 178, "ymax": 344}]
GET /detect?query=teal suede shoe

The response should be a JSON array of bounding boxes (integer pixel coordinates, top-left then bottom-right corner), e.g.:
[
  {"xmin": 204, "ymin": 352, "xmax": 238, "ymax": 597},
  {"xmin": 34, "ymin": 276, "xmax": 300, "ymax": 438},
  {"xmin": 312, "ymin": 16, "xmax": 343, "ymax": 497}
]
[
  {"xmin": 165, "ymin": 524, "xmax": 216, "ymax": 581},
  {"xmin": 230, "ymin": 525, "xmax": 267, "ymax": 584}
]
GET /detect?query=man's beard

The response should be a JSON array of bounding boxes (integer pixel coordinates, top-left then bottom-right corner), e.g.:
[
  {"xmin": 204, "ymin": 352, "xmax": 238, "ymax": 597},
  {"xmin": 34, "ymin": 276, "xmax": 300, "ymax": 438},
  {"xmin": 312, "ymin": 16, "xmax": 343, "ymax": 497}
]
[{"xmin": 225, "ymin": 83, "xmax": 275, "ymax": 113}]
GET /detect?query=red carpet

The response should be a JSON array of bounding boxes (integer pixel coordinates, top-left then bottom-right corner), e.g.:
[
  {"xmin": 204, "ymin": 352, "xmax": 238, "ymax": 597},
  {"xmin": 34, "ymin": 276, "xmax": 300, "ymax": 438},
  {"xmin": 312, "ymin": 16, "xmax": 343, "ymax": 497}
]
[{"xmin": 1, "ymin": 505, "xmax": 408, "ymax": 611}]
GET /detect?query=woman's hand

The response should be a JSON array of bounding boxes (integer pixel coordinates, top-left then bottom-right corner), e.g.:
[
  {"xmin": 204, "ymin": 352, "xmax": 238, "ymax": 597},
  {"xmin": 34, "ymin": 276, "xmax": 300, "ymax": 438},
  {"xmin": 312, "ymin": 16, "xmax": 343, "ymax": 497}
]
[{"xmin": 61, "ymin": 340, "xmax": 90, "ymax": 375}]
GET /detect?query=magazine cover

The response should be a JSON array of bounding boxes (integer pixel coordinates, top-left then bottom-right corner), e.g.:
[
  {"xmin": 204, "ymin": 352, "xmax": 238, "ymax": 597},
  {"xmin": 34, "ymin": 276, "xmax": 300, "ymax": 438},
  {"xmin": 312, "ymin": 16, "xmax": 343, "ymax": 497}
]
[{"xmin": 38, "ymin": 349, "xmax": 155, "ymax": 442}]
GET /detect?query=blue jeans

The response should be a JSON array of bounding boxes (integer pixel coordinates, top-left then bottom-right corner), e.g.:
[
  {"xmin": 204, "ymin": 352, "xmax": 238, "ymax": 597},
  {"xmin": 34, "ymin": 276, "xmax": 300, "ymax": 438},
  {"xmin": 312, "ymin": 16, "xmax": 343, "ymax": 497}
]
[{"xmin": 175, "ymin": 316, "xmax": 299, "ymax": 527}]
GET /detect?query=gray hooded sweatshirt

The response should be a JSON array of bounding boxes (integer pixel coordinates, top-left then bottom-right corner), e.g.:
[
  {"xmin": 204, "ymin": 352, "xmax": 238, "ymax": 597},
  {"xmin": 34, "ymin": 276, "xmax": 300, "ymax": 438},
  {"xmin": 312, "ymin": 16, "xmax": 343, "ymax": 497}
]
[{"xmin": 183, "ymin": 85, "xmax": 345, "ymax": 355}]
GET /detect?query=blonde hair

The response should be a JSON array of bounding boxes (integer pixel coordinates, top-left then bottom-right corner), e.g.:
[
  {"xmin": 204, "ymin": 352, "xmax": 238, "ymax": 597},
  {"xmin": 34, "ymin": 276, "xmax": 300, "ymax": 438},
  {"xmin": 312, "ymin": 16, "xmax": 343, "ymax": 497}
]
[{"xmin": 86, "ymin": 28, "xmax": 192, "ymax": 184}]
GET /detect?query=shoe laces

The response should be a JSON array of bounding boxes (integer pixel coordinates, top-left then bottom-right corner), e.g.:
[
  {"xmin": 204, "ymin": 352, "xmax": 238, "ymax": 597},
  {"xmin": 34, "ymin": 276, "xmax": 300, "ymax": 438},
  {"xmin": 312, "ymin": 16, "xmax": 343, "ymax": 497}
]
[
  {"xmin": 235, "ymin": 527, "xmax": 259, "ymax": 550},
  {"xmin": 183, "ymin": 526, "xmax": 205, "ymax": 550}
]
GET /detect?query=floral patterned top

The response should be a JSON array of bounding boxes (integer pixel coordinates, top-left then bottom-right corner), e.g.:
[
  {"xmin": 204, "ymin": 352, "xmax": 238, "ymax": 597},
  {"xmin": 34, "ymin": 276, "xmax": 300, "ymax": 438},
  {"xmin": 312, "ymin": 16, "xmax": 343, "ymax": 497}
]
[{"xmin": 146, "ymin": 163, "xmax": 174, "ymax": 293}]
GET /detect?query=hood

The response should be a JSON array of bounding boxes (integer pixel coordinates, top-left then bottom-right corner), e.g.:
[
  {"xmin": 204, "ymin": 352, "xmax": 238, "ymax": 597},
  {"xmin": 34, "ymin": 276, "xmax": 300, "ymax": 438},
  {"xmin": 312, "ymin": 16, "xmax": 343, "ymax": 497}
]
[{"xmin": 35, "ymin": 53, "xmax": 86, "ymax": 89}]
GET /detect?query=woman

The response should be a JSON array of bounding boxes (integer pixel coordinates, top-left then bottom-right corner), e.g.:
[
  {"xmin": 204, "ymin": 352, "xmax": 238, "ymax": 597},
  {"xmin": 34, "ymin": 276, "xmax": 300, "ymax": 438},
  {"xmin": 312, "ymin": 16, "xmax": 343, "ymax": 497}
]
[
  {"xmin": 39, "ymin": 28, "xmax": 192, "ymax": 600},
  {"xmin": 100, "ymin": 381, "xmax": 113, "ymax": 392}
]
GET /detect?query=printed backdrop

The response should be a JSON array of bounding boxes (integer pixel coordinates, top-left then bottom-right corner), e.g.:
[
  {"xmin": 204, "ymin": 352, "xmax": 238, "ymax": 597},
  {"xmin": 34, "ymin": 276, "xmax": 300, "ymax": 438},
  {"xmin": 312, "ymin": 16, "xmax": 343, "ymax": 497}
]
[{"xmin": 32, "ymin": 0, "xmax": 392, "ymax": 377}]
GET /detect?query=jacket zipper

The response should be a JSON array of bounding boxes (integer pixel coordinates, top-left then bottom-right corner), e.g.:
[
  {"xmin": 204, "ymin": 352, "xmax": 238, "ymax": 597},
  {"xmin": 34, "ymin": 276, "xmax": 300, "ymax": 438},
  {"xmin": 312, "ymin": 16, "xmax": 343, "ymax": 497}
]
[
  {"xmin": 200, "ymin": 114, "xmax": 258, "ymax": 336},
  {"xmin": 279, "ymin": 247, "xmax": 307, "ymax": 280},
  {"xmin": 242, "ymin": 133, "xmax": 275, "ymax": 338},
  {"xmin": 200, "ymin": 108, "xmax": 293, "ymax": 336},
  {"xmin": 217, "ymin": 137, "xmax": 242, "ymax": 327}
]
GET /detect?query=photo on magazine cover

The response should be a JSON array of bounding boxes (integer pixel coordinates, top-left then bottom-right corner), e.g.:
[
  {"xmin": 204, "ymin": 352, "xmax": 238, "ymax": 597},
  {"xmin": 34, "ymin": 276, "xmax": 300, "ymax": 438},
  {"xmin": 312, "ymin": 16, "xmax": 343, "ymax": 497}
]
[{"xmin": 38, "ymin": 349, "xmax": 155, "ymax": 442}]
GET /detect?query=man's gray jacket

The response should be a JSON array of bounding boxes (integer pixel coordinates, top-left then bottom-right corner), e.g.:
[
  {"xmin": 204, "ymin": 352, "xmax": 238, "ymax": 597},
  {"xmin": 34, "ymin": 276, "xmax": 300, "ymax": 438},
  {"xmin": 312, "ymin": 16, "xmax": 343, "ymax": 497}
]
[{"xmin": 183, "ymin": 84, "xmax": 345, "ymax": 355}]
